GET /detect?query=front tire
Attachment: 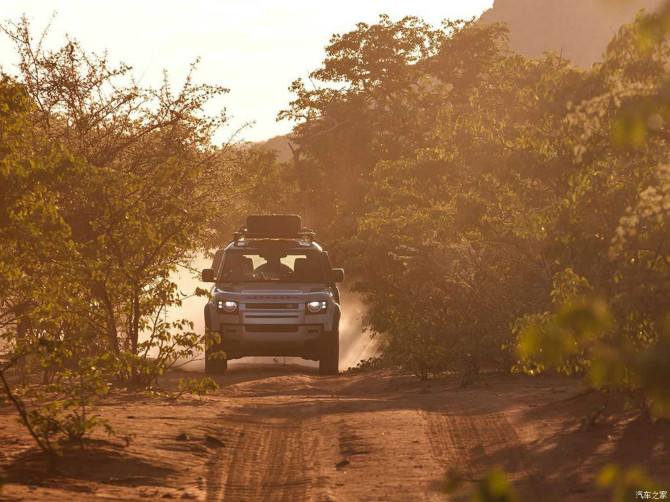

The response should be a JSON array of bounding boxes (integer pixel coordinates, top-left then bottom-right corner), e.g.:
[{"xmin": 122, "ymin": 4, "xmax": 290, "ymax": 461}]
[{"xmin": 319, "ymin": 330, "xmax": 339, "ymax": 375}]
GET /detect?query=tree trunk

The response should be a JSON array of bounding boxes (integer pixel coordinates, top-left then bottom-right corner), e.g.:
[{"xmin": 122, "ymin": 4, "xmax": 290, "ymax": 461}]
[{"xmin": 130, "ymin": 288, "xmax": 140, "ymax": 382}]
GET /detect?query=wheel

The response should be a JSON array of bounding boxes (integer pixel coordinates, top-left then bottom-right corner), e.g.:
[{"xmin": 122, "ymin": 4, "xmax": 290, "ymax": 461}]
[
  {"xmin": 205, "ymin": 350, "xmax": 228, "ymax": 374},
  {"xmin": 319, "ymin": 330, "xmax": 339, "ymax": 375}
]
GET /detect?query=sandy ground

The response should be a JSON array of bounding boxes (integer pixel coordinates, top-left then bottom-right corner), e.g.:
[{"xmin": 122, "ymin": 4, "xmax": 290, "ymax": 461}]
[{"xmin": 1, "ymin": 364, "xmax": 669, "ymax": 501}]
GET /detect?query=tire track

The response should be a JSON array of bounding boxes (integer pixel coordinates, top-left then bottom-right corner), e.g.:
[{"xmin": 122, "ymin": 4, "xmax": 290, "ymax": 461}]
[
  {"xmin": 206, "ymin": 416, "xmax": 315, "ymax": 502},
  {"xmin": 324, "ymin": 410, "xmax": 447, "ymax": 502},
  {"xmin": 422, "ymin": 410, "xmax": 543, "ymax": 498}
]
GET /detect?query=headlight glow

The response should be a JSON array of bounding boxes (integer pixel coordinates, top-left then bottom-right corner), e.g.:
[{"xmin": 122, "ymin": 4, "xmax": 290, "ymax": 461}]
[
  {"xmin": 306, "ymin": 300, "xmax": 327, "ymax": 313},
  {"xmin": 217, "ymin": 300, "xmax": 238, "ymax": 313}
]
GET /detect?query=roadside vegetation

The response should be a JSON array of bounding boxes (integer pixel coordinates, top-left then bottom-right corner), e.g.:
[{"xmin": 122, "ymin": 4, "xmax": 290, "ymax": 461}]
[
  {"xmin": 273, "ymin": 8, "xmax": 670, "ymax": 414},
  {"xmin": 0, "ymin": 16, "xmax": 260, "ymax": 460},
  {"xmin": 0, "ymin": 4, "xmax": 668, "ymax": 498}
]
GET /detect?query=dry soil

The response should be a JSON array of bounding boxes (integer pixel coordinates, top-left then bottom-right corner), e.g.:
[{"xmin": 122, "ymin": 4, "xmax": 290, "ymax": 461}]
[{"xmin": 1, "ymin": 364, "xmax": 669, "ymax": 501}]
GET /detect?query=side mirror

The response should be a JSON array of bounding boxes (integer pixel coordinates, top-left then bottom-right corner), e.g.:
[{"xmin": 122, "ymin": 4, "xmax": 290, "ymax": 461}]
[
  {"xmin": 332, "ymin": 268, "xmax": 345, "ymax": 283},
  {"xmin": 201, "ymin": 268, "xmax": 215, "ymax": 283}
]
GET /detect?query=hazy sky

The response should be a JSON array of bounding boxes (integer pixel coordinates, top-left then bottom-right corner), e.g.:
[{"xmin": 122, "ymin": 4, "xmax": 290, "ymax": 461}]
[{"xmin": 1, "ymin": 0, "xmax": 493, "ymax": 143}]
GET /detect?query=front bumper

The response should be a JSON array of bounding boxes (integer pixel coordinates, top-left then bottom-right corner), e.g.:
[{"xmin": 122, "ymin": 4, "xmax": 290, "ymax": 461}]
[
  {"xmin": 219, "ymin": 322, "xmax": 323, "ymax": 342},
  {"xmin": 207, "ymin": 292, "xmax": 338, "ymax": 360},
  {"xmin": 215, "ymin": 323, "xmax": 327, "ymax": 360}
]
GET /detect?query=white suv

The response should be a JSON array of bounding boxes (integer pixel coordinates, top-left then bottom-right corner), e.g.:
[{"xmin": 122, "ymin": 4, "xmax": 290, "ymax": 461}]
[{"xmin": 202, "ymin": 215, "xmax": 344, "ymax": 374}]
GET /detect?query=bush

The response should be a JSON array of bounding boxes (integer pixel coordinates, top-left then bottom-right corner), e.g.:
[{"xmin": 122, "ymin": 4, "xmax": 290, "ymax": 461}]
[{"xmin": 0, "ymin": 348, "xmax": 113, "ymax": 465}]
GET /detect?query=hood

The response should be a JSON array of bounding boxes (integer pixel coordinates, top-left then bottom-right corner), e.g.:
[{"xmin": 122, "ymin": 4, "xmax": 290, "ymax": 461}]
[{"xmin": 215, "ymin": 282, "xmax": 329, "ymax": 295}]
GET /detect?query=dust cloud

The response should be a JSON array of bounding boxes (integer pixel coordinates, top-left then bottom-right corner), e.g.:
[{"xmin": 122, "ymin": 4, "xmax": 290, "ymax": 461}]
[
  {"xmin": 337, "ymin": 287, "xmax": 379, "ymax": 369},
  {"xmin": 160, "ymin": 255, "xmax": 378, "ymax": 373}
]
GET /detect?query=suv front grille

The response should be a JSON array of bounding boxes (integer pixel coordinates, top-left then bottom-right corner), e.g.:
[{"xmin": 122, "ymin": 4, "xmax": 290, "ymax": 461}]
[
  {"xmin": 245, "ymin": 303, "xmax": 299, "ymax": 310},
  {"xmin": 245, "ymin": 324, "xmax": 299, "ymax": 333}
]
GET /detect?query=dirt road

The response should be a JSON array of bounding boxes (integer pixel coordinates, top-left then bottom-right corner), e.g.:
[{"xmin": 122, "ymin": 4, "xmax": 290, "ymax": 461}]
[{"xmin": 1, "ymin": 365, "xmax": 669, "ymax": 501}]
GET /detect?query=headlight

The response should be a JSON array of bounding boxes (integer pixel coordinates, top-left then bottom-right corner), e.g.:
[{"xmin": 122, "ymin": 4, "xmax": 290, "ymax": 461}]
[
  {"xmin": 217, "ymin": 300, "xmax": 238, "ymax": 313},
  {"xmin": 306, "ymin": 300, "xmax": 327, "ymax": 314}
]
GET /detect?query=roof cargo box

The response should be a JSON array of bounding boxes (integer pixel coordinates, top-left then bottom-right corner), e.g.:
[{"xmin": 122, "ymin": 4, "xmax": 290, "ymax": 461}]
[{"xmin": 245, "ymin": 214, "xmax": 302, "ymax": 236}]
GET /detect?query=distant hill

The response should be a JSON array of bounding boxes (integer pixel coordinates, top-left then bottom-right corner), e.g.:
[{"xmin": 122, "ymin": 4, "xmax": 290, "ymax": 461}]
[
  {"xmin": 479, "ymin": 0, "xmax": 665, "ymax": 67},
  {"xmin": 253, "ymin": 134, "xmax": 294, "ymax": 163}
]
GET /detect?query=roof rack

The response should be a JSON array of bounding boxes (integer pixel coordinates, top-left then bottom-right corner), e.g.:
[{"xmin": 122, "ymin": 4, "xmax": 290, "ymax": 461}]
[
  {"xmin": 232, "ymin": 228, "xmax": 316, "ymax": 242},
  {"xmin": 232, "ymin": 215, "xmax": 316, "ymax": 243}
]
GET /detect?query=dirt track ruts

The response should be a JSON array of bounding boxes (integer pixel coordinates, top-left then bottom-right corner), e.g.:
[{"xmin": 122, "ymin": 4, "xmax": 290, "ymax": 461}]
[
  {"xmin": 197, "ymin": 368, "xmax": 592, "ymax": 501},
  {"xmin": 2, "ymin": 366, "xmax": 670, "ymax": 501}
]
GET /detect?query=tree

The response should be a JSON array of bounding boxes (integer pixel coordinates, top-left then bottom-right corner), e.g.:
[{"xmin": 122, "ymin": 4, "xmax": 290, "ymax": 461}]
[
  {"xmin": 280, "ymin": 8, "xmax": 670, "ymax": 386},
  {"xmin": 0, "ymin": 16, "xmax": 238, "ymax": 385},
  {"xmin": 515, "ymin": 8, "xmax": 670, "ymax": 415},
  {"xmin": 0, "ymin": 17, "xmax": 246, "ymax": 458},
  {"xmin": 279, "ymin": 15, "xmax": 454, "ymax": 239}
]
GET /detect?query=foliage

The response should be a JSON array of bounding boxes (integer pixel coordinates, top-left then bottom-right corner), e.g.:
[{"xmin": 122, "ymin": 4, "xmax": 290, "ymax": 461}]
[
  {"xmin": 175, "ymin": 377, "xmax": 219, "ymax": 399},
  {"xmin": 513, "ymin": 6, "xmax": 670, "ymax": 416},
  {"xmin": 344, "ymin": 355, "xmax": 385, "ymax": 373},
  {"xmin": 443, "ymin": 468, "xmax": 519, "ymax": 502},
  {"xmin": 0, "ymin": 16, "xmax": 235, "ymax": 384},
  {"xmin": 445, "ymin": 464, "xmax": 660, "ymax": 501},
  {"xmin": 0, "ymin": 349, "xmax": 112, "ymax": 465},
  {"xmin": 518, "ymin": 299, "xmax": 670, "ymax": 417},
  {"xmin": 279, "ymin": 9, "xmax": 669, "ymax": 385},
  {"xmin": 282, "ymin": 16, "xmax": 556, "ymax": 375},
  {"xmin": 598, "ymin": 464, "xmax": 660, "ymax": 502},
  {"xmin": 0, "ymin": 16, "xmax": 239, "ymax": 459},
  {"xmin": 206, "ymin": 147, "xmax": 301, "ymax": 243},
  {"xmin": 149, "ymin": 376, "xmax": 218, "ymax": 402},
  {"xmin": 471, "ymin": 469, "xmax": 519, "ymax": 502},
  {"xmin": 0, "ymin": 0, "xmax": 668, "ymax": 470},
  {"xmin": 278, "ymin": 15, "xmax": 460, "ymax": 237}
]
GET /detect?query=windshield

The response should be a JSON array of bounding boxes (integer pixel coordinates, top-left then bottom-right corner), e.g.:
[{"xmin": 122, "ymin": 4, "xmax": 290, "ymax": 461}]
[{"xmin": 218, "ymin": 248, "xmax": 326, "ymax": 283}]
